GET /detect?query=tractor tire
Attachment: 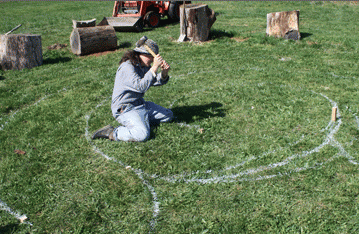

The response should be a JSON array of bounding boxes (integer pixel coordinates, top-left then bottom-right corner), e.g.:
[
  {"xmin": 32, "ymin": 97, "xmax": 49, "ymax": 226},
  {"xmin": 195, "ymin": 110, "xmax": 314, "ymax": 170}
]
[
  {"xmin": 168, "ymin": 1, "xmax": 180, "ymax": 21},
  {"xmin": 144, "ymin": 11, "xmax": 160, "ymax": 28}
]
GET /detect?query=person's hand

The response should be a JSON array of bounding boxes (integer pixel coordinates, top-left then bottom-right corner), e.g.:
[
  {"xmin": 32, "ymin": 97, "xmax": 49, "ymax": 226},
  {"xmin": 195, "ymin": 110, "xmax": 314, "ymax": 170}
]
[
  {"xmin": 151, "ymin": 54, "xmax": 163, "ymax": 73},
  {"xmin": 161, "ymin": 60, "xmax": 170, "ymax": 79}
]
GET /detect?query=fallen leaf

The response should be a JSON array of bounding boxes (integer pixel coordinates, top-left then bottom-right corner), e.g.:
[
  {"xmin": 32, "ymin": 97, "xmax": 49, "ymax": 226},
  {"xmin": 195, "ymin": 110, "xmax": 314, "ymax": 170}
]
[{"xmin": 14, "ymin": 149, "xmax": 26, "ymax": 155}]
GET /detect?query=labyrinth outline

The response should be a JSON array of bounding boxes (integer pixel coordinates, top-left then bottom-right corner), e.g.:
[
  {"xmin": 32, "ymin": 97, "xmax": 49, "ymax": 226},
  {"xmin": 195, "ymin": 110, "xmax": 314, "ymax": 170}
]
[
  {"xmin": 85, "ymin": 83, "xmax": 359, "ymax": 232},
  {"xmin": 1, "ymin": 82, "xmax": 358, "ymax": 231}
]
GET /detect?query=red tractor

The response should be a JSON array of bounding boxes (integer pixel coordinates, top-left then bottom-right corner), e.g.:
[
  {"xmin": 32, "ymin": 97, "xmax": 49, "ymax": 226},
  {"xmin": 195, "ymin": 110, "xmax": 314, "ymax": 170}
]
[{"xmin": 100, "ymin": 1, "xmax": 188, "ymax": 31}]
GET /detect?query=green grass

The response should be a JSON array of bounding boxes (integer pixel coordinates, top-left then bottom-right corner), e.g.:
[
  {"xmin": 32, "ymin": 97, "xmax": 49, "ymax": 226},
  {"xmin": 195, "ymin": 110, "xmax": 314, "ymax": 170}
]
[{"xmin": 1, "ymin": 1, "xmax": 359, "ymax": 233}]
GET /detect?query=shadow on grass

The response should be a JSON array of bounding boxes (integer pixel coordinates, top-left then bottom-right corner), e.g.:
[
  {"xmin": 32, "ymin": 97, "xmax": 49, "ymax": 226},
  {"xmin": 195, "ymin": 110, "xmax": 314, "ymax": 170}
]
[
  {"xmin": 300, "ymin": 32, "xmax": 313, "ymax": 39},
  {"xmin": 118, "ymin": 41, "xmax": 132, "ymax": 49},
  {"xmin": 43, "ymin": 56, "xmax": 72, "ymax": 65},
  {"xmin": 208, "ymin": 29, "xmax": 235, "ymax": 40},
  {"xmin": 0, "ymin": 76, "xmax": 5, "ymax": 80},
  {"xmin": 43, "ymin": 49, "xmax": 72, "ymax": 65},
  {"xmin": 159, "ymin": 18, "xmax": 181, "ymax": 28},
  {"xmin": 150, "ymin": 102, "xmax": 224, "ymax": 140},
  {"xmin": 0, "ymin": 223, "xmax": 21, "ymax": 233},
  {"xmin": 171, "ymin": 102, "xmax": 225, "ymax": 123}
]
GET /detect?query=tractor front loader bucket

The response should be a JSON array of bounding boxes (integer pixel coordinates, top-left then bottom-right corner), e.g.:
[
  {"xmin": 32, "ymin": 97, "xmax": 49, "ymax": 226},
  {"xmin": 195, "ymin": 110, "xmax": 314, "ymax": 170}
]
[{"xmin": 98, "ymin": 17, "xmax": 143, "ymax": 32}]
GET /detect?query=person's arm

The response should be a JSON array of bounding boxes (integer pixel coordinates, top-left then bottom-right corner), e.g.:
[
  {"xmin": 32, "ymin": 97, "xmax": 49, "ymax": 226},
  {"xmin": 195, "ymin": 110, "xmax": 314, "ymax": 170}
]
[{"xmin": 121, "ymin": 62, "xmax": 157, "ymax": 93}]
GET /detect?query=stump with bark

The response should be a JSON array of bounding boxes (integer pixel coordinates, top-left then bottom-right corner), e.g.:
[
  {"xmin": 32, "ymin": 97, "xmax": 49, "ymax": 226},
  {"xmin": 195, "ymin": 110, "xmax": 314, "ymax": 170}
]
[
  {"xmin": 0, "ymin": 34, "xmax": 43, "ymax": 70},
  {"xmin": 70, "ymin": 25, "xmax": 117, "ymax": 56},
  {"xmin": 179, "ymin": 4, "xmax": 216, "ymax": 42},
  {"xmin": 266, "ymin": 10, "xmax": 300, "ymax": 40}
]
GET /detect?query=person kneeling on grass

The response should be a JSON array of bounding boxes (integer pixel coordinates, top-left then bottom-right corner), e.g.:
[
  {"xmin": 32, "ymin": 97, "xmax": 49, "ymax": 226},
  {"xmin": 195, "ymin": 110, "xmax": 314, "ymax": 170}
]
[{"xmin": 91, "ymin": 38, "xmax": 173, "ymax": 142}]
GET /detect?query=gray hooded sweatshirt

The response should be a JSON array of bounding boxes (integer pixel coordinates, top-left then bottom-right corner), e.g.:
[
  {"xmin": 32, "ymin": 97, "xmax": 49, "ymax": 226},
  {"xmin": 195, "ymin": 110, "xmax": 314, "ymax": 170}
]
[{"xmin": 111, "ymin": 60, "xmax": 169, "ymax": 118}]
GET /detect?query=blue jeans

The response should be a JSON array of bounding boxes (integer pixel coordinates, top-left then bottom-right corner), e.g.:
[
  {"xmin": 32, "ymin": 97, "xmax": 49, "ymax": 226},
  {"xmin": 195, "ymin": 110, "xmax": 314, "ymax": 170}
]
[{"xmin": 113, "ymin": 101, "xmax": 173, "ymax": 142}]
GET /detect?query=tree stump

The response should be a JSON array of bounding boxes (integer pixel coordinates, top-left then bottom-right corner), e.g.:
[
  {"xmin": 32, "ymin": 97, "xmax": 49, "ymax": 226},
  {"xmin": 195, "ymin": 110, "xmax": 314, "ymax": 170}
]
[
  {"xmin": 266, "ymin": 10, "xmax": 300, "ymax": 40},
  {"xmin": 179, "ymin": 4, "xmax": 216, "ymax": 42},
  {"xmin": 70, "ymin": 25, "xmax": 117, "ymax": 56},
  {"xmin": 0, "ymin": 34, "xmax": 42, "ymax": 71}
]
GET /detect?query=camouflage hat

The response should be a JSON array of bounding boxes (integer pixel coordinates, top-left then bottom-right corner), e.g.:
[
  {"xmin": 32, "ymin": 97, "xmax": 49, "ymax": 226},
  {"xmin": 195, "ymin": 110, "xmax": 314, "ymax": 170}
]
[{"xmin": 134, "ymin": 38, "xmax": 159, "ymax": 56}]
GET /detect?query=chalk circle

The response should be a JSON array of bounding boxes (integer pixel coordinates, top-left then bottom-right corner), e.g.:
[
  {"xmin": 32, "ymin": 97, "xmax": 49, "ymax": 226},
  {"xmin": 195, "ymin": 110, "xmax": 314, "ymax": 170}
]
[{"xmin": 87, "ymin": 82, "xmax": 335, "ymax": 181}]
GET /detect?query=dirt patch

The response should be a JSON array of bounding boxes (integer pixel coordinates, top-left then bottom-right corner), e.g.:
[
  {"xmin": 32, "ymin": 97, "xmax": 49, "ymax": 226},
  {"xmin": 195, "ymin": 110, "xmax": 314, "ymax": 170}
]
[
  {"xmin": 306, "ymin": 41, "xmax": 318, "ymax": 46},
  {"xmin": 169, "ymin": 36, "xmax": 214, "ymax": 45},
  {"xmin": 88, "ymin": 50, "xmax": 118, "ymax": 57},
  {"xmin": 232, "ymin": 37, "xmax": 249, "ymax": 43},
  {"xmin": 47, "ymin": 43, "xmax": 68, "ymax": 50}
]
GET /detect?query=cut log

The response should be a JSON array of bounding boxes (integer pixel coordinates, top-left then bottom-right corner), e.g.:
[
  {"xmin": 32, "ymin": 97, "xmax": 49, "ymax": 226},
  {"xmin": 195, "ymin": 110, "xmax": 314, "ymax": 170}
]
[
  {"xmin": 72, "ymin": 18, "xmax": 96, "ymax": 28},
  {"xmin": 179, "ymin": 4, "xmax": 216, "ymax": 42},
  {"xmin": 70, "ymin": 26, "xmax": 117, "ymax": 56},
  {"xmin": 266, "ymin": 10, "xmax": 300, "ymax": 40},
  {"xmin": 0, "ymin": 34, "xmax": 42, "ymax": 71}
]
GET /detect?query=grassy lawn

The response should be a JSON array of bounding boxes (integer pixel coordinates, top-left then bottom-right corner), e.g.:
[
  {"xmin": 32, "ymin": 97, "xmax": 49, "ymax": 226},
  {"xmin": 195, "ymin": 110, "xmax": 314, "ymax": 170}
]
[{"xmin": 1, "ymin": 1, "xmax": 359, "ymax": 233}]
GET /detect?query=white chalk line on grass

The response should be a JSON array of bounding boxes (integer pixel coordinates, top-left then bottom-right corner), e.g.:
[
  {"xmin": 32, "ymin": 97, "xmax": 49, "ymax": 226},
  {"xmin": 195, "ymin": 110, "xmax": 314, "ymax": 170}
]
[
  {"xmin": 0, "ymin": 87, "xmax": 69, "ymax": 131},
  {"xmin": 346, "ymin": 106, "xmax": 359, "ymax": 130},
  {"xmin": 0, "ymin": 199, "xmax": 32, "ymax": 226},
  {"xmin": 0, "ymin": 87, "xmax": 71, "ymax": 227},
  {"xmin": 0, "ymin": 96, "xmax": 47, "ymax": 131},
  {"xmin": 151, "ymin": 92, "xmax": 358, "ymax": 184},
  {"xmin": 154, "ymin": 131, "xmax": 332, "ymax": 184},
  {"xmin": 85, "ymin": 101, "xmax": 160, "ymax": 233},
  {"xmin": 148, "ymin": 135, "xmax": 307, "ymax": 182},
  {"xmin": 87, "ymin": 86, "xmax": 359, "ymax": 231},
  {"xmin": 328, "ymin": 72, "xmax": 358, "ymax": 80},
  {"xmin": 2, "ymin": 69, "xmax": 356, "ymax": 231},
  {"xmin": 145, "ymin": 89, "xmax": 357, "ymax": 183}
]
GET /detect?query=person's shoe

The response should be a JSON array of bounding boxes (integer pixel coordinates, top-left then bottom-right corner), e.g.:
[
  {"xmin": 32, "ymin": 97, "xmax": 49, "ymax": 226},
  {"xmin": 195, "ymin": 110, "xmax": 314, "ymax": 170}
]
[{"xmin": 91, "ymin": 125, "xmax": 115, "ymax": 140}]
